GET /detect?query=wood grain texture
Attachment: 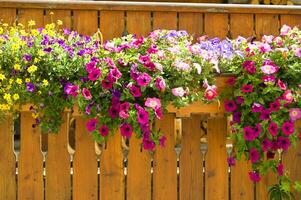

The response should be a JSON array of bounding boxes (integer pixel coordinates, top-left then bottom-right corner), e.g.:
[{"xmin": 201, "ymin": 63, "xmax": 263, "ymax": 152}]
[
  {"xmin": 179, "ymin": 12, "xmax": 203, "ymax": 37},
  {"xmin": 153, "ymin": 12, "xmax": 177, "ymax": 30},
  {"xmin": 205, "ymin": 116, "xmax": 228, "ymax": 200},
  {"xmin": 280, "ymin": 14, "xmax": 301, "ymax": 27},
  {"xmin": 45, "ymin": 113, "xmax": 71, "ymax": 200},
  {"xmin": 100, "ymin": 11, "xmax": 125, "ymax": 41},
  {"xmin": 204, "ymin": 13, "xmax": 229, "ymax": 38},
  {"xmin": 153, "ymin": 114, "xmax": 177, "ymax": 200},
  {"xmin": 73, "ymin": 117, "xmax": 98, "ymax": 200},
  {"xmin": 73, "ymin": 10, "xmax": 98, "ymax": 35},
  {"xmin": 18, "ymin": 112, "xmax": 43, "ymax": 200},
  {"xmin": 255, "ymin": 14, "xmax": 279, "ymax": 39},
  {"xmin": 230, "ymin": 14, "xmax": 254, "ymax": 38},
  {"xmin": 127, "ymin": 11, "xmax": 151, "ymax": 36},
  {"xmin": 231, "ymin": 157, "xmax": 254, "ymax": 200},
  {"xmin": 180, "ymin": 115, "xmax": 204, "ymax": 200},
  {"xmin": 256, "ymin": 171, "xmax": 277, "ymax": 200},
  {"xmin": 0, "ymin": 115, "xmax": 16, "ymax": 200},
  {"xmin": 18, "ymin": 8, "xmax": 44, "ymax": 27},
  {"xmin": 0, "ymin": 8, "xmax": 16, "ymax": 24},
  {"xmin": 100, "ymin": 133, "xmax": 124, "ymax": 200},
  {"xmin": 44, "ymin": 9, "xmax": 71, "ymax": 29}
]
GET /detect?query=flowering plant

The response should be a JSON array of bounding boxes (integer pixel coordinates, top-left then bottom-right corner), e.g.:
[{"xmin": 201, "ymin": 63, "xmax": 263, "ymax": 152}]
[
  {"xmin": 0, "ymin": 21, "xmax": 98, "ymax": 132},
  {"xmin": 224, "ymin": 25, "xmax": 301, "ymax": 198},
  {"xmin": 72, "ymin": 30, "xmax": 237, "ymax": 150}
]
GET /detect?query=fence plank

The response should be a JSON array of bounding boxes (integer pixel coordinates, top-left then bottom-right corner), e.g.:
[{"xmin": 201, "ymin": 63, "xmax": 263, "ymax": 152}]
[
  {"xmin": 18, "ymin": 111, "xmax": 43, "ymax": 200},
  {"xmin": 179, "ymin": 12, "xmax": 203, "ymax": 37},
  {"xmin": 73, "ymin": 10, "xmax": 98, "ymax": 35},
  {"xmin": 73, "ymin": 117, "xmax": 98, "ymax": 200},
  {"xmin": 100, "ymin": 11, "xmax": 125, "ymax": 41},
  {"xmin": 180, "ymin": 115, "xmax": 204, "ymax": 200},
  {"xmin": 255, "ymin": 14, "xmax": 279, "ymax": 39},
  {"xmin": 206, "ymin": 116, "xmax": 228, "ymax": 200},
  {"xmin": 256, "ymin": 171, "xmax": 277, "ymax": 200},
  {"xmin": 280, "ymin": 15, "xmax": 301, "ymax": 27},
  {"xmin": 0, "ymin": 115, "xmax": 16, "ymax": 200},
  {"xmin": 18, "ymin": 8, "xmax": 44, "ymax": 27},
  {"xmin": 231, "ymin": 157, "xmax": 254, "ymax": 200},
  {"xmin": 44, "ymin": 10, "xmax": 71, "ymax": 29},
  {"xmin": 230, "ymin": 14, "xmax": 254, "ymax": 38},
  {"xmin": 204, "ymin": 13, "xmax": 229, "ymax": 38},
  {"xmin": 153, "ymin": 114, "xmax": 177, "ymax": 200},
  {"xmin": 153, "ymin": 12, "xmax": 177, "ymax": 30},
  {"xmin": 0, "ymin": 8, "xmax": 16, "ymax": 24},
  {"xmin": 45, "ymin": 113, "xmax": 71, "ymax": 200},
  {"xmin": 100, "ymin": 133, "xmax": 124, "ymax": 200},
  {"xmin": 127, "ymin": 11, "xmax": 151, "ymax": 36}
]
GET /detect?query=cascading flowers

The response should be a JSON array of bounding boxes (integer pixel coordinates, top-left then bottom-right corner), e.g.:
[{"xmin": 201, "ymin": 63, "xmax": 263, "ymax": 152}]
[{"xmin": 224, "ymin": 25, "xmax": 301, "ymax": 199}]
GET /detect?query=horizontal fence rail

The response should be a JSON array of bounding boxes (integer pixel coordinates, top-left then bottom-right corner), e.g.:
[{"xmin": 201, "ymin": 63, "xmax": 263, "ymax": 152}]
[{"xmin": 0, "ymin": 1, "xmax": 301, "ymax": 200}]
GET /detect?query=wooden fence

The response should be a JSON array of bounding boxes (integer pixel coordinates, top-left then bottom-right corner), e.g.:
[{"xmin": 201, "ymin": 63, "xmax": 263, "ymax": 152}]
[{"xmin": 0, "ymin": 1, "xmax": 301, "ymax": 200}]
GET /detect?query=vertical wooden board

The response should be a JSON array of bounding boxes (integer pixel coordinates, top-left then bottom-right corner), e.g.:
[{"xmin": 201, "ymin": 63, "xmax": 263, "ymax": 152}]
[
  {"xmin": 204, "ymin": 13, "xmax": 229, "ymax": 38},
  {"xmin": 0, "ymin": 8, "xmax": 16, "ymax": 24},
  {"xmin": 18, "ymin": 112, "xmax": 43, "ymax": 200},
  {"xmin": 180, "ymin": 115, "xmax": 203, "ymax": 200},
  {"xmin": 0, "ymin": 115, "xmax": 16, "ymax": 200},
  {"xmin": 44, "ymin": 10, "xmax": 72, "ymax": 29},
  {"xmin": 282, "ymin": 120, "xmax": 301, "ymax": 199},
  {"xmin": 18, "ymin": 9, "xmax": 44, "ymax": 28},
  {"xmin": 73, "ymin": 10, "xmax": 98, "ymax": 35},
  {"xmin": 280, "ymin": 15, "xmax": 301, "ymax": 27},
  {"xmin": 153, "ymin": 12, "xmax": 177, "ymax": 30},
  {"xmin": 73, "ymin": 117, "xmax": 98, "ymax": 200},
  {"xmin": 231, "ymin": 158, "xmax": 254, "ymax": 200},
  {"xmin": 45, "ymin": 113, "xmax": 71, "ymax": 200},
  {"xmin": 205, "ymin": 116, "xmax": 228, "ymax": 200},
  {"xmin": 179, "ymin": 12, "xmax": 203, "ymax": 37},
  {"xmin": 230, "ymin": 14, "xmax": 254, "ymax": 38},
  {"xmin": 255, "ymin": 14, "xmax": 279, "ymax": 39},
  {"xmin": 99, "ymin": 11, "xmax": 125, "ymax": 41},
  {"xmin": 153, "ymin": 114, "xmax": 177, "ymax": 200},
  {"xmin": 100, "ymin": 132, "xmax": 124, "ymax": 200},
  {"xmin": 256, "ymin": 171, "xmax": 277, "ymax": 200},
  {"xmin": 127, "ymin": 137, "xmax": 151, "ymax": 200},
  {"xmin": 127, "ymin": 11, "xmax": 151, "ymax": 36}
]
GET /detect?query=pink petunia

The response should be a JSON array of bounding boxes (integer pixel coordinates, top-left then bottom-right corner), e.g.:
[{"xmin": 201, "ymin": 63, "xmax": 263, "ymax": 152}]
[
  {"xmin": 98, "ymin": 125, "xmax": 109, "ymax": 137},
  {"xmin": 145, "ymin": 97, "xmax": 161, "ymax": 110},
  {"xmin": 86, "ymin": 118, "xmax": 98, "ymax": 132},
  {"xmin": 289, "ymin": 108, "xmax": 301, "ymax": 122},
  {"xmin": 249, "ymin": 171, "xmax": 261, "ymax": 182},
  {"xmin": 249, "ymin": 148, "xmax": 260, "ymax": 163},
  {"xmin": 88, "ymin": 68, "xmax": 101, "ymax": 81},
  {"xmin": 82, "ymin": 88, "xmax": 92, "ymax": 100},
  {"xmin": 172, "ymin": 87, "xmax": 186, "ymax": 97},
  {"xmin": 120, "ymin": 123, "xmax": 133, "ymax": 138},
  {"xmin": 260, "ymin": 60, "xmax": 279, "ymax": 74},
  {"xmin": 204, "ymin": 86, "xmax": 217, "ymax": 100}
]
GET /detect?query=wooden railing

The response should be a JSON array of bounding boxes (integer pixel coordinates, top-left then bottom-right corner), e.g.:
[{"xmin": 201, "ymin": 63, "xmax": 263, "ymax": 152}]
[{"xmin": 0, "ymin": 1, "xmax": 301, "ymax": 200}]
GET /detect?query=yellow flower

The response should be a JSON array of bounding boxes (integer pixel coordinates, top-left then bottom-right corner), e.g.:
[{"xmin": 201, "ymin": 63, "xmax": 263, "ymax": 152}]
[
  {"xmin": 32, "ymin": 113, "xmax": 39, "ymax": 119},
  {"xmin": 13, "ymin": 94, "xmax": 19, "ymax": 101},
  {"xmin": 0, "ymin": 74, "xmax": 5, "ymax": 80},
  {"xmin": 0, "ymin": 104, "xmax": 10, "ymax": 111},
  {"xmin": 0, "ymin": 27, "xmax": 3, "ymax": 34},
  {"xmin": 9, "ymin": 79, "xmax": 13, "ymax": 84},
  {"xmin": 16, "ymin": 78, "xmax": 23, "ymax": 85},
  {"xmin": 14, "ymin": 64, "xmax": 21, "ymax": 70},
  {"xmin": 25, "ymin": 78, "xmax": 30, "ymax": 83},
  {"xmin": 42, "ymin": 79, "xmax": 49, "ymax": 86},
  {"xmin": 57, "ymin": 20, "xmax": 63, "ymax": 26},
  {"xmin": 37, "ymin": 91, "xmax": 42, "ymax": 95},
  {"xmin": 3, "ymin": 93, "xmax": 11, "ymax": 101},
  {"xmin": 31, "ymin": 29, "xmax": 38, "ymax": 36},
  {"xmin": 11, "ymin": 43, "xmax": 19, "ymax": 51},
  {"xmin": 38, "ymin": 50, "xmax": 45, "ymax": 57},
  {"xmin": 28, "ymin": 20, "xmax": 36, "ymax": 27},
  {"xmin": 27, "ymin": 65, "xmax": 37, "ymax": 73}
]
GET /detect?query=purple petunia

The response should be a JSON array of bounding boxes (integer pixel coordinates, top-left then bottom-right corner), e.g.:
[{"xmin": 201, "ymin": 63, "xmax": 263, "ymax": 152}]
[
  {"xmin": 269, "ymin": 101, "xmax": 280, "ymax": 112},
  {"xmin": 108, "ymin": 106, "xmax": 119, "ymax": 119},
  {"xmin": 129, "ymin": 85, "xmax": 142, "ymax": 98},
  {"xmin": 26, "ymin": 82, "xmax": 35, "ymax": 92},
  {"xmin": 137, "ymin": 72, "xmax": 151, "ymax": 87},
  {"xmin": 233, "ymin": 112, "xmax": 241, "ymax": 124},
  {"xmin": 98, "ymin": 125, "xmax": 109, "ymax": 137},
  {"xmin": 268, "ymin": 122, "xmax": 278, "ymax": 136},
  {"xmin": 249, "ymin": 148, "xmax": 260, "ymax": 163},
  {"xmin": 261, "ymin": 138, "xmax": 272, "ymax": 152},
  {"xmin": 277, "ymin": 136, "xmax": 291, "ymax": 151},
  {"xmin": 281, "ymin": 121, "xmax": 294, "ymax": 136},
  {"xmin": 241, "ymin": 84, "xmax": 253, "ymax": 93},
  {"xmin": 224, "ymin": 100, "xmax": 237, "ymax": 112},
  {"xmin": 227, "ymin": 157, "xmax": 236, "ymax": 166},
  {"xmin": 120, "ymin": 123, "xmax": 133, "ymax": 138},
  {"xmin": 242, "ymin": 60, "xmax": 256, "ymax": 74},
  {"xmin": 259, "ymin": 109, "xmax": 270, "ymax": 121},
  {"xmin": 249, "ymin": 171, "xmax": 261, "ymax": 182},
  {"xmin": 137, "ymin": 108, "xmax": 149, "ymax": 125},
  {"xmin": 251, "ymin": 103, "xmax": 264, "ymax": 113},
  {"xmin": 88, "ymin": 68, "xmax": 101, "ymax": 81},
  {"xmin": 86, "ymin": 118, "xmax": 98, "ymax": 132},
  {"xmin": 243, "ymin": 126, "xmax": 256, "ymax": 141}
]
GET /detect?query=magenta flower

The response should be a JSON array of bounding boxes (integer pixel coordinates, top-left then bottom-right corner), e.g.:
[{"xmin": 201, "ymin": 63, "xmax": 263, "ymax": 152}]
[
  {"xmin": 280, "ymin": 24, "xmax": 291, "ymax": 36},
  {"xmin": 120, "ymin": 102, "xmax": 130, "ymax": 111},
  {"xmin": 242, "ymin": 60, "xmax": 256, "ymax": 74},
  {"xmin": 119, "ymin": 110, "xmax": 129, "ymax": 119},
  {"xmin": 82, "ymin": 88, "xmax": 92, "ymax": 100},
  {"xmin": 204, "ymin": 86, "xmax": 217, "ymax": 100},
  {"xmin": 64, "ymin": 84, "xmax": 78, "ymax": 97},
  {"xmin": 129, "ymin": 85, "xmax": 142, "ymax": 97},
  {"xmin": 243, "ymin": 126, "xmax": 255, "ymax": 141},
  {"xmin": 282, "ymin": 90, "xmax": 294, "ymax": 103},
  {"xmin": 236, "ymin": 96, "xmax": 244, "ymax": 104},
  {"xmin": 269, "ymin": 101, "xmax": 280, "ymax": 112},
  {"xmin": 260, "ymin": 60, "xmax": 279, "ymax": 74},
  {"xmin": 277, "ymin": 79, "xmax": 287, "ymax": 90},
  {"xmin": 226, "ymin": 77, "xmax": 236, "ymax": 86},
  {"xmin": 259, "ymin": 109, "xmax": 270, "ymax": 121},
  {"xmin": 227, "ymin": 157, "xmax": 236, "ymax": 166},
  {"xmin": 224, "ymin": 100, "xmax": 237, "ymax": 112},
  {"xmin": 172, "ymin": 87, "xmax": 185, "ymax": 97},
  {"xmin": 155, "ymin": 108, "xmax": 163, "ymax": 120},
  {"xmin": 251, "ymin": 103, "xmax": 264, "ymax": 113},
  {"xmin": 26, "ymin": 82, "xmax": 35, "ymax": 93},
  {"xmin": 120, "ymin": 123, "xmax": 133, "ymax": 138},
  {"xmin": 281, "ymin": 121, "xmax": 294, "ymax": 136},
  {"xmin": 295, "ymin": 48, "xmax": 301, "ymax": 57},
  {"xmin": 155, "ymin": 78, "xmax": 166, "ymax": 91},
  {"xmin": 277, "ymin": 136, "xmax": 291, "ymax": 151},
  {"xmin": 108, "ymin": 106, "xmax": 119, "ymax": 119},
  {"xmin": 277, "ymin": 163, "xmax": 284, "ymax": 176},
  {"xmin": 85, "ymin": 61, "xmax": 96, "ymax": 73},
  {"xmin": 249, "ymin": 171, "xmax": 261, "ymax": 182},
  {"xmin": 143, "ymin": 137, "xmax": 155, "ymax": 150},
  {"xmin": 233, "ymin": 112, "xmax": 241, "ymax": 124},
  {"xmin": 249, "ymin": 148, "xmax": 260, "ymax": 163},
  {"xmin": 137, "ymin": 72, "xmax": 151, "ymax": 87},
  {"xmin": 262, "ymin": 75, "xmax": 275, "ymax": 83},
  {"xmin": 99, "ymin": 125, "xmax": 109, "ymax": 137},
  {"xmin": 86, "ymin": 118, "xmax": 98, "ymax": 132},
  {"xmin": 261, "ymin": 138, "xmax": 272, "ymax": 152},
  {"xmin": 268, "ymin": 122, "xmax": 278, "ymax": 136},
  {"xmin": 101, "ymin": 79, "xmax": 113, "ymax": 89},
  {"xmin": 137, "ymin": 108, "xmax": 149, "ymax": 125},
  {"xmin": 241, "ymin": 84, "xmax": 253, "ymax": 93},
  {"xmin": 145, "ymin": 97, "xmax": 161, "ymax": 110},
  {"xmin": 289, "ymin": 108, "xmax": 301, "ymax": 121},
  {"xmin": 253, "ymin": 124, "xmax": 262, "ymax": 138},
  {"xmin": 159, "ymin": 136, "xmax": 167, "ymax": 147},
  {"xmin": 109, "ymin": 68, "xmax": 122, "ymax": 80},
  {"xmin": 88, "ymin": 68, "xmax": 101, "ymax": 81}
]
